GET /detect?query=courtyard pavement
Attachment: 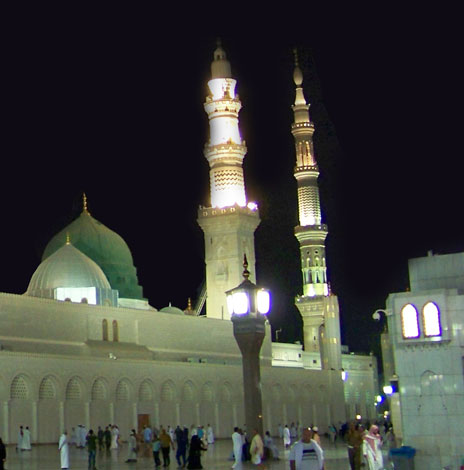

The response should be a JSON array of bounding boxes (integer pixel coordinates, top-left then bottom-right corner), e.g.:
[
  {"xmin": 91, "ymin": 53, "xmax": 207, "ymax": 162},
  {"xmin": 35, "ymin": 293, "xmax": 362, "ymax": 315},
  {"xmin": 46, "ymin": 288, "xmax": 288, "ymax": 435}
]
[{"xmin": 2, "ymin": 436, "xmax": 390, "ymax": 469}]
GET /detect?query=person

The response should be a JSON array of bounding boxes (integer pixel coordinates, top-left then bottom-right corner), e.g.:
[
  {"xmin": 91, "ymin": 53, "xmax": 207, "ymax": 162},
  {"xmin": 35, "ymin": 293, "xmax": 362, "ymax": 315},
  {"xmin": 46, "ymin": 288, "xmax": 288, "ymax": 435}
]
[
  {"xmin": 152, "ymin": 433, "xmax": 161, "ymax": 467},
  {"xmin": 289, "ymin": 427, "xmax": 324, "ymax": 470},
  {"xmin": 110, "ymin": 425, "xmax": 119, "ymax": 450},
  {"xmin": 345, "ymin": 422, "xmax": 363, "ymax": 470},
  {"xmin": 58, "ymin": 431, "xmax": 69, "ymax": 469},
  {"xmin": 86, "ymin": 429, "xmax": 98, "ymax": 470},
  {"xmin": 70, "ymin": 427, "xmax": 77, "ymax": 446},
  {"xmin": 311, "ymin": 427, "xmax": 321, "ymax": 446},
  {"xmin": 187, "ymin": 434, "xmax": 207, "ymax": 469},
  {"xmin": 190, "ymin": 425, "xmax": 197, "ymax": 437},
  {"xmin": 97, "ymin": 426, "xmax": 104, "ymax": 451},
  {"xmin": 329, "ymin": 424, "xmax": 337, "ymax": 446},
  {"xmin": 0, "ymin": 437, "xmax": 7, "ymax": 470},
  {"xmin": 283, "ymin": 424, "xmax": 291, "ymax": 449},
  {"xmin": 263, "ymin": 431, "xmax": 279, "ymax": 460},
  {"xmin": 23, "ymin": 426, "xmax": 32, "ymax": 450},
  {"xmin": 125, "ymin": 429, "xmax": 138, "ymax": 462},
  {"xmin": 249, "ymin": 429, "xmax": 264, "ymax": 468},
  {"xmin": 104, "ymin": 426, "xmax": 111, "ymax": 453},
  {"xmin": 176, "ymin": 427, "xmax": 188, "ymax": 468},
  {"xmin": 80, "ymin": 425, "xmax": 88, "ymax": 449},
  {"xmin": 144, "ymin": 425, "xmax": 153, "ymax": 457},
  {"xmin": 362, "ymin": 425, "xmax": 383, "ymax": 470},
  {"xmin": 206, "ymin": 424, "xmax": 214, "ymax": 445},
  {"xmin": 278, "ymin": 424, "xmax": 283, "ymax": 440},
  {"xmin": 17, "ymin": 425, "xmax": 24, "ymax": 451},
  {"xmin": 290, "ymin": 422, "xmax": 297, "ymax": 440},
  {"xmin": 231, "ymin": 427, "xmax": 243, "ymax": 469},
  {"xmin": 160, "ymin": 428, "xmax": 174, "ymax": 467}
]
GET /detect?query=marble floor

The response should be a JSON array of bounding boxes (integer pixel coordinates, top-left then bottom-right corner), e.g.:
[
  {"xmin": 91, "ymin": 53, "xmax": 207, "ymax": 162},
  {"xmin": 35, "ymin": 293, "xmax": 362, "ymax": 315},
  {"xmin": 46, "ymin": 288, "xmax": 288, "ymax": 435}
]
[{"xmin": 2, "ymin": 436, "xmax": 389, "ymax": 469}]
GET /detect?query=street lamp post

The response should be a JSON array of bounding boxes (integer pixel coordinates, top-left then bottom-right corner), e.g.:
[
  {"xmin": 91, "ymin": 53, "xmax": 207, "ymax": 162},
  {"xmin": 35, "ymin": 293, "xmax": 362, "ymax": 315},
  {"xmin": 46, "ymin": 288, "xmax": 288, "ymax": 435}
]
[{"xmin": 226, "ymin": 255, "xmax": 271, "ymax": 437}]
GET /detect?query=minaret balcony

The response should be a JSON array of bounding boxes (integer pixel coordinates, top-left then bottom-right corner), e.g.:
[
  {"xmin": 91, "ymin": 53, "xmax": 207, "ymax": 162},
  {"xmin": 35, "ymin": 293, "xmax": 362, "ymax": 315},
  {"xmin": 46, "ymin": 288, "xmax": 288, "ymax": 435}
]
[
  {"xmin": 291, "ymin": 122, "xmax": 314, "ymax": 130},
  {"xmin": 294, "ymin": 164, "xmax": 318, "ymax": 174}
]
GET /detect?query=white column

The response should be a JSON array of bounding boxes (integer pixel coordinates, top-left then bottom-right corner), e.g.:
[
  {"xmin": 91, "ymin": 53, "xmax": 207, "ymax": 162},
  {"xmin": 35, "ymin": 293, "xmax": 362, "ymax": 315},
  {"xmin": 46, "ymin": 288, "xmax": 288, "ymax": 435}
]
[
  {"xmin": 31, "ymin": 401, "xmax": 38, "ymax": 442},
  {"xmin": 84, "ymin": 402, "xmax": 90, "ymax": 430},
  {"xmin": 3, "ymin": 401, "xmax": 9, "ymax": 444},
  {"xmin": 312, "ymin": 403, "xmax": 318, "ymax": 426},
  {"xmin": 297, "ymin": 405, "xmax": 303, "ymax": 433},
  {"xmin": 232, "ymin": 403, "xmax": 238, "ymax": 428},
  {"xmin": 175, "ymin": 403, "xmax": 180, "ymax": 426},
  {"xmin": 109, "ymin": 402, "xmax": 115, "ymax": 425},
  {"xmin": 132, "ymin": 403, "xmax": 138, "ymax": 430},
  {"xmin": 154, "ymin": 403, "xmax": 160, "ymax": 428},
  {"xmin": 214, "ymin": 403, "xmax": 219, "ymax": 437},
  {"xmin": 265, "ymin": 404, "xmax": 272, "ymax": 436},
  {"xmin": 59, "ymin": 402, "xmax": 65, "ymax": 434},
  {"xmin": 195, "ymin": 403, "xmax": 200, "ymax": 426},
  {"xmin": 282, "ymin": 403, "xmax": 288, "ymax": 425}
]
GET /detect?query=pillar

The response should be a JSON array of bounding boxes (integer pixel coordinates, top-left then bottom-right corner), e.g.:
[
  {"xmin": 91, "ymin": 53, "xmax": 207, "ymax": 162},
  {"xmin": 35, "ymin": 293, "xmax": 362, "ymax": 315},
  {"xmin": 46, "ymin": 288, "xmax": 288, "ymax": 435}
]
[
  {"xmin": 132, "ymin": 403, "xmax": 138, "ymax": 429},
  {"xmin": 154, "ymin": 403, "xmax": 160, "ymax": 428},
  {"xmin": 214, "ymin": 403, "xmax": 219, "ymax": 437},
  {"xmin": 2, "ymin": 401, "xmax": 9, "ymax": 444},
  {"xmin": 84, "ymin": 402, "xmax": 90, "ymax": 430},
  {"xmin": 59, "ymin": 401, "xmax": 65, "ymax": 434},
  {"xmin": 195, "ymin": 403, "xmax": 200, "ymax": 426},
  {"xmin": 109, "ymin": 402, "xmax": 115, "ymax": 425},
  {"xmin": 31, "ymin": 401, "xmax": 38, "ymax": 442},
  {"xmin": 175, "ymin": 403, "xmax": 180, "ymax": 426}
]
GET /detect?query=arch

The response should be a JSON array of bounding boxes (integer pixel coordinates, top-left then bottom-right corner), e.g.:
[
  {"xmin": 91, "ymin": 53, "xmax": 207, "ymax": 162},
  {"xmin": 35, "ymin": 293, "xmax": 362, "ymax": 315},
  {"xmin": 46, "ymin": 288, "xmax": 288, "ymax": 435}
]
[
  {"xmin": 287, "ymin": 384, "xmax": 298, "ymax": 402},
  {"xmin": 102, "ymin": 319, "xmax": 109, "ymax": 341},
  {"xmin": 272, "ymin": 384, "xmax": 282, "ymax": 402},
  {"xmin": 201, "ymin": 382, "xmax": 214, "ymax": 402},
  {"xmin": 91, "ymin": 378, "xmax": 108, "ymax": 401},
  {"xmin": 65, "ymin": 376, "xmax": 84, "ymax": 400},
  {"xmin": 219, "ymin": 382, "xmax": 233, "ymax": 402},
  {"xmin": 115, "ymin": 379, "xmax": 131, "ymax": 401},
  {"xmin": 39, "ymin": 376, "xmax": 57, "ymax": 400},
  {"xmin": 422, "ymin": 301, "xmax": 441, "ymax": 337},
  {"xmin": 182, "ymin": 381, "xmax": 196, "ymax": 402},
  {"xmin": 401, "ymin": 303, "xmax": 420, "ymax": 338},
  {"xmin": 10, "ymin": 374, "xmax": 30, "ymax": 400},
  {"xmin": 112, "ymin": 320, "xmax": 119, "ymax": 342},
  {"xmin": 160, "ymin": 380, "xmax": 176, "ymax": 402},
  {"xmin": 139, "ymin": 379, "xmax": 154, "ymax": 402}
]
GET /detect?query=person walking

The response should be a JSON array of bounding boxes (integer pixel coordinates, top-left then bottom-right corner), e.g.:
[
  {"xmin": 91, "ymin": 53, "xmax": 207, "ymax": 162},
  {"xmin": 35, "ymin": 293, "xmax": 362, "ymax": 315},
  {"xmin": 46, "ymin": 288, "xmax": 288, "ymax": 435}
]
[
  {"xmin": 152, "ymin": 433, "xmax": 162, "ymax": 467},
  {"xmin": 58, "ymin": 431, "xmax": 70, "ymax": 469},
  {"xmin": 125, "ymin": 429, "xmax": 138, "ymax": 463},
  {"xmin": 23, "ymin": 426, "xmax": 32, "ymax": 450},
  {"xmin": 249, "ymin": 429, "xmax": 264, "ymax": 469},
  {"xmin": 345, "ymin": 422, "xmax": 363, "ymax": 470},
  {"xmin": 176, "ymin": 427, "xmax": 188, "ymax": 468},
  {"xmin": 231, "ymin": 427, "xmax": 243, "ymax": 469},
  {"xmin": 283, "ymin": 424, "xmax": 291, "ymax": 449},
  {"xmin": 86, "ymin": 429, "xmax": 98, "ymax": 470},
  {"xmin": 362, "ymin": 425, "xmax": 383, "ymax": 470},
  {"xmin": 0, "ymin": 437, "xmax": 7, "ymax": 470},
  {"xmin": 160, "ymin": 428, "xmax": 174, "ymax": 467},
  {"xmin": 187, "ymin": 434, "xmax": 207, "ymax": 469},
  {"xmin": 97, "ymin": 426, "xmax": 104, "ymax": 452},
  {"xmin": 289, "ymin": 427, "xmax": 324, "ymax": 470}
]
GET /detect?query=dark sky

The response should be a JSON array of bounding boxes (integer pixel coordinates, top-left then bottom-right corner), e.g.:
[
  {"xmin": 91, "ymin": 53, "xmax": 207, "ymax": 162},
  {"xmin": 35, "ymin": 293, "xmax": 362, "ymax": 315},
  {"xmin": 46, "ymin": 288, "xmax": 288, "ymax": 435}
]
[{"xmin": 1, "ymin": 17, "xmax": 460, "ymax": 356}]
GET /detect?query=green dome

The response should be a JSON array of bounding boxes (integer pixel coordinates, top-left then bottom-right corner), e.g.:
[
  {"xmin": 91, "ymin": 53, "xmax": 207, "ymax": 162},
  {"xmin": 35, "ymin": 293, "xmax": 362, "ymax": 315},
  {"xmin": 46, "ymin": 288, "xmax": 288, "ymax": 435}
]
[{"xmin": 42, "ymin": 210, "xmax": 144, "ymax": 300}]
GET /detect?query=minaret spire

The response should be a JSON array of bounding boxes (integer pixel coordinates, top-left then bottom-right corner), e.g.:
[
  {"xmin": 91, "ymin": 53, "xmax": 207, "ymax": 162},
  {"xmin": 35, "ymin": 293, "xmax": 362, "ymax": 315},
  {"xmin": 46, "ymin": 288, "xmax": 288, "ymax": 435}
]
[
  {"xmin": 197, "ymin": 41, "xmax": 260, "ymax": 320},
  {"xmin": 291, "ymin": 49, "xmax": 342, "ymax": 370}
]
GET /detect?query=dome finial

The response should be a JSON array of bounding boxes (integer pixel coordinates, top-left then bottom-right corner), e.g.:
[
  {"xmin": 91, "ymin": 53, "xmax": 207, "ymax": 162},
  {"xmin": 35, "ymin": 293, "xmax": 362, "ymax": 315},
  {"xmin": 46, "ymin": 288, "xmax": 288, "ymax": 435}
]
[
  {"xmin": 66, "ymin": 232, "xmax": 71, "ymax": 245},
  {"xmin": 82, "ymin": 192, "xmax": 90, "ymax": 215},
  {"xmin": 293, "ymin": 47, "xmax": 303, "ymax": 87}
]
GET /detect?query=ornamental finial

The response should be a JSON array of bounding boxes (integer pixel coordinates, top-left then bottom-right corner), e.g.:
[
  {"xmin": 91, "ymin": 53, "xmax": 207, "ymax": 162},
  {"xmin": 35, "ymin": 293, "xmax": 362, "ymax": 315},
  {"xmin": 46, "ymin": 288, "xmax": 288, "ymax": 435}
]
[
  {"xmin": 82, "ymin": 192, "xmax": 90, "ymax": 215},
  {"xmin": 242, "ymin": 254, "xmax": 250, "ymax": 280},
  {"xmin": 293, "ymin": 48, "xmax": 303, "ymax": 87},
  {"xmin": 66, "ymin": 232, "xmax": 71, "ymax": 245}
]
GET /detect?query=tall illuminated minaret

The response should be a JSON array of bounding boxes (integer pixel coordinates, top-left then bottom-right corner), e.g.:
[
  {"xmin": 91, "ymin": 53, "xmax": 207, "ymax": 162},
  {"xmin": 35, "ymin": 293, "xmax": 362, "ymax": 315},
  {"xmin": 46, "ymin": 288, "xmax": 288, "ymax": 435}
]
[
  {"xmin": 198, "ymin": 41, "xmax": 260, "ymax": 320},
  {"xmin": 292, "ymin": 51, "xmax": 342, "ymax": 370}
]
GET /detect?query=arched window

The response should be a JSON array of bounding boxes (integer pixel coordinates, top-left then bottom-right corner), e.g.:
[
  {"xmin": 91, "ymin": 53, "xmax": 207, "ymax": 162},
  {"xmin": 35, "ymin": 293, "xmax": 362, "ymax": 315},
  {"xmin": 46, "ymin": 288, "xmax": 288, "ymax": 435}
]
[
  {"xmin": 112, "ymin": 320, "xmax": 119, "ymax": 342},
  {"xmin": 422, "ymin": 302, "xmax": 441, "ymax": 337},
  {"xmin": 401, "ymin": 303, "xmax": 420, "ymax": 338},
  {"xmin": 102, "ymin": 320, "xmax": 108, "ymax": 341}
]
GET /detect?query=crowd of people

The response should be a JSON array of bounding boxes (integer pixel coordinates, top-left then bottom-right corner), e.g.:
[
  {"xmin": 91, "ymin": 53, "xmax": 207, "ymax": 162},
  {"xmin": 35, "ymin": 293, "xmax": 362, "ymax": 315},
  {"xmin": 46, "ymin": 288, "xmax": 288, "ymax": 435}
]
[{"xmin": 56, "ymin": 423, "xmax": 215, "ymax": 469}]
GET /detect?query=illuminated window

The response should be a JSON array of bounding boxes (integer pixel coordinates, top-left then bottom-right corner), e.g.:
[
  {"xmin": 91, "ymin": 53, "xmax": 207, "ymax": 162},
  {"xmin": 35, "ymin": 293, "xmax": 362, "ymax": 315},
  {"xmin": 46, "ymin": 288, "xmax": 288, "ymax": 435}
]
[
  {"xmin": 422, "ymin": 302, "xmax": 441, "ymax": 337},
  {"xmin": 112, "ymin": 320, "xmax": 119, "ymax": 342},
  {"xmin": 102, "ymin": 319, "xmax": 108, "ymax": 341},
  {"xmin": 401, "ymin": 303, "xmax": 420, "ymax": 338}
]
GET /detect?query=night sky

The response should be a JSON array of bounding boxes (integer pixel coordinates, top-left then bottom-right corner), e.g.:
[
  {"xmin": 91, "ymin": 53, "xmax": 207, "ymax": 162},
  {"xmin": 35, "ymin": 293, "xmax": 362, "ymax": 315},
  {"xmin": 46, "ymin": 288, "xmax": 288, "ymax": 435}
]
[{"xmin": 1, "ymin": 18, "xmax": 460, "ymax": 357}]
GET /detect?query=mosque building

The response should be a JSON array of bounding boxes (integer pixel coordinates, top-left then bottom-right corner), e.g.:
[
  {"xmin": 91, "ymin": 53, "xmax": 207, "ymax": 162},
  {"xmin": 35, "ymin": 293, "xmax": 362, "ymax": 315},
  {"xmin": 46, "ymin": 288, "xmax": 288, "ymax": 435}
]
[{"xmin": 0, "ymin": 43, "xmax": 378, "ymax": 444}]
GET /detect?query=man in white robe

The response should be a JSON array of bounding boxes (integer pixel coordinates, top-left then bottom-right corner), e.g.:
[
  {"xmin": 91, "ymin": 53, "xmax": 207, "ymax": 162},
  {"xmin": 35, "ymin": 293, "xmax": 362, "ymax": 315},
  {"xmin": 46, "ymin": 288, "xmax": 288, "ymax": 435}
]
[
  {"xmin": 231, "ymin": 427, "xmax": 243, "ymax": 469},
  {"xmin": 17, "ymin": 426, "xmax": 24, "ymax": 451},
  {"xmin": 23, "ymin": 426, "xmax": 31, "ymax": 450},
  {"xmin": 362, "ymin": 425, "xmax": 383, "ymax": 470},
  {"xmin": 58, "ymin": 431, "xmax": 70, "ymax": 469},
  {"xmin": 283, "ymin": 424, "xmax": 291, "ymax": 449},
  {"xmin": 207, "ymin": 424, "xmax": 214, "ymax": 444}
]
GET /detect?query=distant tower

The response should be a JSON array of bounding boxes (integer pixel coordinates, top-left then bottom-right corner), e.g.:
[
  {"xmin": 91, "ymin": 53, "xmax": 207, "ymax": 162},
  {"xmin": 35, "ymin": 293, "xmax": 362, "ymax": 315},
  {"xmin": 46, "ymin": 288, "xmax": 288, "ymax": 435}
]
[
  {"xmin": 291, "ymin": 50, "xmax": 341, "ymax": 370},
  {"xmin": 197, "ymin": 41, "xmax": 260, "ymax": 320}
]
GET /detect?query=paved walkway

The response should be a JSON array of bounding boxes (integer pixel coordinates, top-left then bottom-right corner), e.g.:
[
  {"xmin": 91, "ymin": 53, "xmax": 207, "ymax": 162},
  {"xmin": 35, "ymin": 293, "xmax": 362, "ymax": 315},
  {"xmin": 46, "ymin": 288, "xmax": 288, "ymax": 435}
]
[{"xmin": 2, "ymin": 436, "xmax": 376, "ymax": 469}]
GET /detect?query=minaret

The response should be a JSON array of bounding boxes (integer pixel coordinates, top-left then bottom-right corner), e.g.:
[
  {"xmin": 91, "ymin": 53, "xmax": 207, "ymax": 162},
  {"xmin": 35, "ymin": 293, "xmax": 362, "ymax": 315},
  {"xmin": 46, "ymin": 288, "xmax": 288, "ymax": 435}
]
[
  {"xmin": 197, "ymin": 41, "xmax": 260, "ymax": 320},
  {"xmin": 291, "ymin": 50, "xmax": 342, "ymax": 370}
]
